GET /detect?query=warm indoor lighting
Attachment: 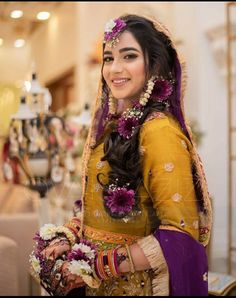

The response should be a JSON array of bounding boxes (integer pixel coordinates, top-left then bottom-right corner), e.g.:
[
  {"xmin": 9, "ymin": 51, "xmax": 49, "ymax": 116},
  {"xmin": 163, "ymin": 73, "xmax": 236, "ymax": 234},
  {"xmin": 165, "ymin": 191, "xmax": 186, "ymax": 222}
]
[
  {"xmin": 10, "ymin": 10, "xmax": 23, "ymax": 19},
  {"xmin": 14, "ymin": 39, "xmax": 25, "ymax": 48},
  {"xmin": 0, "ymin": 38, "xmax": 3, "ymax": 46},
  {"xmin": 37, "ymin": 11, "xmax": 50, "ymax": 20}
]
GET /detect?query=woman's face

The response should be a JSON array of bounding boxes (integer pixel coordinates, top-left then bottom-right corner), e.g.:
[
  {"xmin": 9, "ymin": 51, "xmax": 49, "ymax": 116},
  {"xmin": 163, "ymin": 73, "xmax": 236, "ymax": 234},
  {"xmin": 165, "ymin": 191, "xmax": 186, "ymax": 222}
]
[{"xmin": 102, "ymin": 31, "xmax": 146, "ymax": 103}]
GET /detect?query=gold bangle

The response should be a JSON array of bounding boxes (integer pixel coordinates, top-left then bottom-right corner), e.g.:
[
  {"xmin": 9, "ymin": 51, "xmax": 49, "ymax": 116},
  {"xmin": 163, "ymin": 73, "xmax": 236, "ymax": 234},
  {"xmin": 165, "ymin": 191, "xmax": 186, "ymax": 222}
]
[{"xmin": 125, "ymin": 244, "xmax": 135, "ymax": 273}]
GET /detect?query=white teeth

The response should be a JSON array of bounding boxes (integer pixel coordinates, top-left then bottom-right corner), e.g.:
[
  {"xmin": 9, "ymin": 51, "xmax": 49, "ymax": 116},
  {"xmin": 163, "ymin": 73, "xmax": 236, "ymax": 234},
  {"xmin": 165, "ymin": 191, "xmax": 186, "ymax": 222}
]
[{"xmin": 112, "ymin": 79, "xmax": 128, "ymax": 83}]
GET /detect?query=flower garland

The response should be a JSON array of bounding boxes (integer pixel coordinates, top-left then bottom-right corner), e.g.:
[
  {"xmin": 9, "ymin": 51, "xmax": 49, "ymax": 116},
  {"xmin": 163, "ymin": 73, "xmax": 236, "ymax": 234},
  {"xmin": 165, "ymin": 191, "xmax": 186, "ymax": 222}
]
[
  {"xmin": 29, "ymin": 223, "xmax": 100, "ymax": 295},
  {"xmin": 104, "ymin": 75, "xmax": 175, "ymax": 219}
]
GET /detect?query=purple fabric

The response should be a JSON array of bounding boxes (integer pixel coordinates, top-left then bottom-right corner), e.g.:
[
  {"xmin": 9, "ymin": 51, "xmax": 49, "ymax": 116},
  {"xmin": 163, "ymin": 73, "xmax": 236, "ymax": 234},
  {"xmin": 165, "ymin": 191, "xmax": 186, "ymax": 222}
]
[
  {"xmin": 169, "ymin": 56, "xmax": 190, "ymax": 140},
  {"xmin": 154, "ymin": 229, "xmax": 208, "ymax": 296},
  {"xmin": 95, "ymin": 99, "xmax": 109, "ymax": 142}
]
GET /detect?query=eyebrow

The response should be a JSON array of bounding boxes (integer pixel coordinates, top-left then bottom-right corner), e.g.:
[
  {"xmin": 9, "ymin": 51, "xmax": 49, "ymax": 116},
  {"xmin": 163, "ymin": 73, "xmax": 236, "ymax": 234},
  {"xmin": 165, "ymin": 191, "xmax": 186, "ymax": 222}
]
[{"xmin": 103, "ymin": 47, "xmax": 140, "ymax": 55}]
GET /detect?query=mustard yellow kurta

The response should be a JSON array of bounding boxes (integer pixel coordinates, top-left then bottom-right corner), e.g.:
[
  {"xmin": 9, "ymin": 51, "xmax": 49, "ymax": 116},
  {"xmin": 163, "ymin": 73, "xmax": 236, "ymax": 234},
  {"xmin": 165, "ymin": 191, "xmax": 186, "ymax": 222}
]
[{"xmin": 83, "ymin": 112, "xmax": 200, "ymax": 296}]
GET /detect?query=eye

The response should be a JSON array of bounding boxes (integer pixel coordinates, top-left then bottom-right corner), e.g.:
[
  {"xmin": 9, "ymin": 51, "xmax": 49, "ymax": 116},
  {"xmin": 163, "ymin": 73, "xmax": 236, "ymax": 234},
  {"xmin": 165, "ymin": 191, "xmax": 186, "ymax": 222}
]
[
  {"xmin": 103, "ymin": 56, "xmax": 113, "ymax": 63},
  {"xmin": 124, "ymin": 54, "xmax": 138, "ymax": 60}
]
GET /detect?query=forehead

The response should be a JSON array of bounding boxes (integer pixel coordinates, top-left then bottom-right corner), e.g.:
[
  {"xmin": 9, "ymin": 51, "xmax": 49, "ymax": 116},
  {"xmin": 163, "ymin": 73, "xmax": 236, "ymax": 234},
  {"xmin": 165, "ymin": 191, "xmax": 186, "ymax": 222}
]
[{"xmin": 104, "ymin": 31, "xmax": 142, "ymax": 53}]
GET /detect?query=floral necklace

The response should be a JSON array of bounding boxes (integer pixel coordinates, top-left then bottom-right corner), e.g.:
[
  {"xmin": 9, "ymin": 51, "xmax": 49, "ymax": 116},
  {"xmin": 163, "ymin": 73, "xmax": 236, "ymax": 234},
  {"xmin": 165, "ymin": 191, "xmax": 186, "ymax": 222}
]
[{"xmin": 104, "ymin": 75, "xmax": 174, "ymax": 219}]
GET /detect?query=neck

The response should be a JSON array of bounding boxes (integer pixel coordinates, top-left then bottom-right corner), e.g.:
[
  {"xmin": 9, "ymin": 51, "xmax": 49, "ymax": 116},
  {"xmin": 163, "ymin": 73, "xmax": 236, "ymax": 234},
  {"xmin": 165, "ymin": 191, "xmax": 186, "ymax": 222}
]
[{"xmin": 116, "ymin": 99, "xmax": 137, "ymax": 114}]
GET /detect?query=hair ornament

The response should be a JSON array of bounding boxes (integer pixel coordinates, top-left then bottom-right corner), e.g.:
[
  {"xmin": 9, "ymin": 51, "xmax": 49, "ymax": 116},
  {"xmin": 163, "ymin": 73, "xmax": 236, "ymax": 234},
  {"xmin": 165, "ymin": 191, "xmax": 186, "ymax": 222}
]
[{"xmin": 104, "ymin": 18, "xmax": 126, "ymax": 47}]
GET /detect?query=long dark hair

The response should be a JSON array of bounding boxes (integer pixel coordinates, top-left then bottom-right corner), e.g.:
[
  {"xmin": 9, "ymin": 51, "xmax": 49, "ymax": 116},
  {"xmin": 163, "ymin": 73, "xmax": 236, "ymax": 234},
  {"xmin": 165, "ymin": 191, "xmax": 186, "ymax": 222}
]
[{"xmin": 98, "ymin": 14, "xmax": 178, "ymax": 218}]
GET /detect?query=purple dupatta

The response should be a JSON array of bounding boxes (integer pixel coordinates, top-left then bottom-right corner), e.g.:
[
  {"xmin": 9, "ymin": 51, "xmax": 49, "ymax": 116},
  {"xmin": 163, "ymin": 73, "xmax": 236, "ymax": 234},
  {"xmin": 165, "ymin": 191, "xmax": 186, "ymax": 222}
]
[{"xmin": 154, "ymin": 229, "xmax": 208, "ymax": 296}]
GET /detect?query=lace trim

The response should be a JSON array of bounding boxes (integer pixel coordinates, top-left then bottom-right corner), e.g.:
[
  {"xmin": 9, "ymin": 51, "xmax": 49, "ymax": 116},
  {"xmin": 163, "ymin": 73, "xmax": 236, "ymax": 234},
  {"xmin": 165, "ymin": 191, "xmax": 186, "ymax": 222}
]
[{"xmin": 137, "ymin": 235, "xmax": 169, "ymax": 296}]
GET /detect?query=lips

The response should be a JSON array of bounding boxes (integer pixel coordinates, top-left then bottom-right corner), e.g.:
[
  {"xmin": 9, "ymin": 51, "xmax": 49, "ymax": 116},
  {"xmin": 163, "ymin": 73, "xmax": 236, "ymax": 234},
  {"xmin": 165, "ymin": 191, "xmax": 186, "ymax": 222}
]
[{"xmin": 111, "ymin": 78, "xmax": 130, "ymax": 87}]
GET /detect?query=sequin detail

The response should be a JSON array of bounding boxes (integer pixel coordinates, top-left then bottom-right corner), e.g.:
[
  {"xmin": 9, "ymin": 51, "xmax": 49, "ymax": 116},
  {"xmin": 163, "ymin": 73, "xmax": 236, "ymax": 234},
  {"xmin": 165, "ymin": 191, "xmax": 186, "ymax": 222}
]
[
  {"xmin": 181, "ymin": 139, "xmax": 187, "ymax": 149},
  {"xmin": 164, "ymin": 162, "xmax": 174, "ymax": 172},
  {"xmin": 192, "ymin": 220, "xmax": 199, "ymax": 229},
  {"xmin": 171, "ymin": 193, "xmax": 182, "ymax": 202},
  {"xmin": 203, "ymin": 272, "xmax": 208, "ymax": 281},
  {"xmin": 94, "ymin": 183, "xmax": 102, "ymax": 192},
  {"xmin": 180, "ymin": 219, "xmax": 185, "ymax": 228}
]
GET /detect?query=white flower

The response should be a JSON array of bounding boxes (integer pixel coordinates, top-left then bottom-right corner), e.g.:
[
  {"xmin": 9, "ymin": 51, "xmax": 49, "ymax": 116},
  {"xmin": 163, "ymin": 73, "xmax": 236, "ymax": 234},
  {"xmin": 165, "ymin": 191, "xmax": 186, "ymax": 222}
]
[
  {"xmin": 30, "ymin": 255, "xmax": 41, "ymax": 275},
  {"xmin": 105, "ymin": 19, "xmax": 116, "ymax": 32},
  {"xmin": 68, "ymin": 260, "xmax": 92, "ymax": 276},
  {"xmin": 72, "ymin": 243, "xmax": 96, "ymax": 260},
  {"xmin": 39, "ymin": 223, "xmax": 57, "ymax": 240}
]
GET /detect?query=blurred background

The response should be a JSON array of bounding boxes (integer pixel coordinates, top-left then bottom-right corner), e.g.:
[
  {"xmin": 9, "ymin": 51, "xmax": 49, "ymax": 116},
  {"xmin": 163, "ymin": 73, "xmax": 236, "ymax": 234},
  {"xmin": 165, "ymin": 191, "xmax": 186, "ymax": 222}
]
[{"xmin": 0, "ymin": 1, "xmax": 236, "ymax": 296}]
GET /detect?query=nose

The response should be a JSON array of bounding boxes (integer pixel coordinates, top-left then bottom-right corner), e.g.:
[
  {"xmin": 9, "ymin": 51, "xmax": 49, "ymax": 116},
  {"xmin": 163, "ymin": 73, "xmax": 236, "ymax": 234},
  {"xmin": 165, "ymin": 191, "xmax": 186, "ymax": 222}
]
[{"xmin": 110, "ymin": 58, "xmax": 123, "ymax": 74}]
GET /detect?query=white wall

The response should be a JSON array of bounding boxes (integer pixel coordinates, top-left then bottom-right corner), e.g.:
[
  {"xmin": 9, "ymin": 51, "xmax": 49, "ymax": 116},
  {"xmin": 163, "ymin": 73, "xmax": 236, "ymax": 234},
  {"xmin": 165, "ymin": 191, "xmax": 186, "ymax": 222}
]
[
  {"xmin": 30, "ymin": 2, "xmax": 77, "ymax": 87},
  {"xmin": 0, "ymin": 44, "xmax": 31, "ymax": 84}
]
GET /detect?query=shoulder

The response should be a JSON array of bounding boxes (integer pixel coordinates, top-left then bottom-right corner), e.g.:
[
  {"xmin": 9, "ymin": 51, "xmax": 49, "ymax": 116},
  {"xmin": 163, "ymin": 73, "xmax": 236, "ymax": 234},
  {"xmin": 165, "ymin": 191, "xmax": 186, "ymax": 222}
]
[
  {"xmin": 140, "ymin": 111, "xmax": 191, "ymax": 150},
  {"xmin": 141, "ymin": 111, "xmax": 178, "ymax": 136}
]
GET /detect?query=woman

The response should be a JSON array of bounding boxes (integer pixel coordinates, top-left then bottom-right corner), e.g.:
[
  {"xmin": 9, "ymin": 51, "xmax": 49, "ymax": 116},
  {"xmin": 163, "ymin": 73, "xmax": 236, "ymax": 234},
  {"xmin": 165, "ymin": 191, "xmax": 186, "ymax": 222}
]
[{"xmin": 31, "ymin": 14, "xmax": 212, "ymax": 296}]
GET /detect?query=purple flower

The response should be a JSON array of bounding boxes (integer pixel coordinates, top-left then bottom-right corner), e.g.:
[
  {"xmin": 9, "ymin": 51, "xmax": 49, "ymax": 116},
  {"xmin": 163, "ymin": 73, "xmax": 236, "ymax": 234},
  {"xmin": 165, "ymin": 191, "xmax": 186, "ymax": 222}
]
[
  {"xmin": 104, "ymin": 18, "xmax": 126, "ymax": 43},
  {"xmin": 117, "ymin": 115, "xmax": 139, "ymax": 139},
  {"xmin": 152, "ymin": 79, "xmax": 173, "ymax": 101},
  {"xmin": 104, "ymin": 187, "xmax": 135, "ymax": 216},
  {"xmin": 67, "ymin": 248, "xmax": 89, "ymax": 262},
  {"xmin": 33, "ymin": 232, "xmax": 48, "ymax": 252}
]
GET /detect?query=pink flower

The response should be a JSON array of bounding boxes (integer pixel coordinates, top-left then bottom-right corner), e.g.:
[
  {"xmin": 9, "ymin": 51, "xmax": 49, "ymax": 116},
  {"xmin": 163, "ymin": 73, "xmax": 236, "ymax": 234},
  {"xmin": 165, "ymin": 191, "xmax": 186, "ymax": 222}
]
[
  {"xmin": 152, "ymin": 79, "xmax": 173, "ymax": 101},
  {"xmin": 104, "ymin": 187, "xmax": 135, "ymax": 217},
  {"xmin": 117, "ymin": 115, "xmax": 139, "ymax": 139},
  {"xmin": 104, "ymin": 18, "xmax": 126, "ymax": 45}
]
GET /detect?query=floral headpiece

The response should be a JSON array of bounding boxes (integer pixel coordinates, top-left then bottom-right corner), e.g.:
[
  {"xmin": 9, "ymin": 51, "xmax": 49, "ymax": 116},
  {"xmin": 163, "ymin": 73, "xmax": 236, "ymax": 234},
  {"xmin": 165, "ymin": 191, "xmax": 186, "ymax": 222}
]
[{"xmin": 104, "ymin": 18, "xmax": 126, "ymax": 47}]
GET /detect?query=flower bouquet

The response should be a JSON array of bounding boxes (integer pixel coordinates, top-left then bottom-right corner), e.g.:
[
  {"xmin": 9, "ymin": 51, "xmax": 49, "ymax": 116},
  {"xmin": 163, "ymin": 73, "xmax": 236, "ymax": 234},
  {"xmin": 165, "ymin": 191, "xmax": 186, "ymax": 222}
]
[{"xmin": 29, "ymin": 223, "xmax": 100, "ymax": 295}]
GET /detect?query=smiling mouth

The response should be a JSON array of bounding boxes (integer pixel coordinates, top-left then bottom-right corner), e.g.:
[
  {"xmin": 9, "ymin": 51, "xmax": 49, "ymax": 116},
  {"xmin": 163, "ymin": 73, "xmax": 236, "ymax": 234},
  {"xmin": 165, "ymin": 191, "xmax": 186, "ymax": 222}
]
[{"xmin": 112, "ymin": 78, "xmax": 130, "ymax": 86}]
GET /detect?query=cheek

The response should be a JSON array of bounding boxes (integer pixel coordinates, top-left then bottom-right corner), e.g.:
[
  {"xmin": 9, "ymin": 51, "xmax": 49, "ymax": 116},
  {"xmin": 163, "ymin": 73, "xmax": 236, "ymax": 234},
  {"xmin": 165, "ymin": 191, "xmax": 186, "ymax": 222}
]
[{"xmin": 132, "ymin": 62, "xmax": 146, "ymax": 85}]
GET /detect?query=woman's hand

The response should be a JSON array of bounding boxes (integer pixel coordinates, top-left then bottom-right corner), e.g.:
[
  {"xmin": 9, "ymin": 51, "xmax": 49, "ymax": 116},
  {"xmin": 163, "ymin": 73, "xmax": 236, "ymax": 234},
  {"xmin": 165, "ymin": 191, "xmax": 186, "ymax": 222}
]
[
  {"xmin": 42, "ymin": 236, "xmax": 71, "ymax": 261},
  {"xmin": 43, "ymin": 260, "xmax": 86, "ymax": 296}
]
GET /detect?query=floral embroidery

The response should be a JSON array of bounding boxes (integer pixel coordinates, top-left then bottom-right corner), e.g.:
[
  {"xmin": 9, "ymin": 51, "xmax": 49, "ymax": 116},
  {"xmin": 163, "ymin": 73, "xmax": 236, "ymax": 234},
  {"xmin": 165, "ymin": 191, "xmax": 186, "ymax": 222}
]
[
  {"xmin": 164, "ymin": 162, "xmax": 174, "ymax": 172},
  {"xmin": 171, "ymin": 193, "xmax": 182, "ymax": 202},
  {"xmin": 96, "ymin": 161, "xmax": 104, "ymax": 169},
  {"xmin": 145, "ymin": 111, "xmax": 166, "ymax": 123},
  {"xmin": 94, "ymin": 183, "xmax": 102, "ymax": 192}
]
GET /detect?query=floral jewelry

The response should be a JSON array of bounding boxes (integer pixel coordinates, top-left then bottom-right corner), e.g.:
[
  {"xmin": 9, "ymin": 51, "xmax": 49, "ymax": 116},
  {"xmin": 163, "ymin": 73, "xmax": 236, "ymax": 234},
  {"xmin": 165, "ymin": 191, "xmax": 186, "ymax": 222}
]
[
  {"xmin": 117, "ymin": 106, "xmax": 143, "ymax": 139},
  {"xmin": 152, "ymin": 76, "xmax": 175, "ymax": 102},
  {"xmin": 108, "ymin": 93, "xmax": 117, "ymax": 115},
  {"xmin": 104, "ymin": 18, "xmax": 126, "ymax": 47},
  {"xmin": 30, "ymin": 225, "xmax": 100, "ymax": 294},
  {"xmin": 115, "ymin": 75, "xmax": 174, "ymax": 139},
  {"xmin": 104, "ymin": 183, "xmax": 135, "ymax": 218}
]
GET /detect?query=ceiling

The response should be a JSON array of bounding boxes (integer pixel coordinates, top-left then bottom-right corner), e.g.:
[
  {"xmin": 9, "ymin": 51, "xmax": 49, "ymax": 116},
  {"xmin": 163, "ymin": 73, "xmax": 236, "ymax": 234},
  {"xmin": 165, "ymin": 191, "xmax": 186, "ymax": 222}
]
[{"xmin": 0, "ymin": 2, "xmax": 61, "ymax": 46}]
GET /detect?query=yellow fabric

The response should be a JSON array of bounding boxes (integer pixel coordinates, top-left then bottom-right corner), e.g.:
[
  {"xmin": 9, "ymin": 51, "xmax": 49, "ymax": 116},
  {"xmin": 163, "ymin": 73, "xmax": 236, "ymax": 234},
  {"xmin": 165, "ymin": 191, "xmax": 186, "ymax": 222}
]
[
  {"xmin": 83, "ymin": 112, "xmax": 199, "ymax": 241},
  {"xmin": 83, "ymin": 112, "xmax": 200, "ymax": 295}
]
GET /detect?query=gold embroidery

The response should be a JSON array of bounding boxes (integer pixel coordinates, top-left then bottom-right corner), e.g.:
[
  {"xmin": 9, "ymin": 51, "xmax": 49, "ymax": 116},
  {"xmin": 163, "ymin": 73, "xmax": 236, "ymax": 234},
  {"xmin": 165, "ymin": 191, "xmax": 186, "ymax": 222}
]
[
  {"xmin": 83, "ymin": 225, "xmax": 140, "ymax": 245},
  {"xmin": 164, "ymin": 162, "xmax": 174, "ymax": 172}
]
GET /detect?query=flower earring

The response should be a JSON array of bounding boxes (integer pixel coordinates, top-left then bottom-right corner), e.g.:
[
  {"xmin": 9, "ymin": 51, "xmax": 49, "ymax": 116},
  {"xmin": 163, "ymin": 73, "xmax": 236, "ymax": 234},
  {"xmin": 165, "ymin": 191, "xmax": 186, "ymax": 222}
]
[
  {"xmin": 139, "ymin": 76, "xmax": 156, "ymax": 106},
  {"xmin": 108, "ymin": 93, "xmax": 117, "ymax": 115}
]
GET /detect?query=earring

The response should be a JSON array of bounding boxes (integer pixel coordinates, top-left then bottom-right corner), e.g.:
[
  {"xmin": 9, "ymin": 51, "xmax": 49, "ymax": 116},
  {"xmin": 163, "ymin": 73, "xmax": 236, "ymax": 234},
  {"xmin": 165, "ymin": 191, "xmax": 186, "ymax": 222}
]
[
  {"xmin": 139, "ymin": 76, "xmax": 156, "ymax": 106},
  {"xmin": 108, "ymin": 93, "xmax": 117, "ymax": 115}
]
